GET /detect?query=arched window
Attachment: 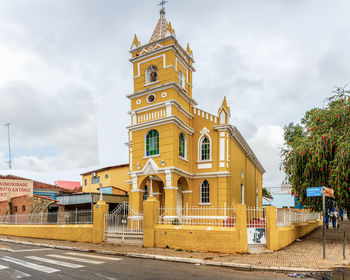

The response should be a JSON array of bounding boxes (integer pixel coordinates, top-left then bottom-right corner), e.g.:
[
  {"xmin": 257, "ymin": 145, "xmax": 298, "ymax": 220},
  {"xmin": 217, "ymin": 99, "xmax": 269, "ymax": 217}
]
[
  {"xmin": 200, "ymin": 180, "xmax": 210, "ymax": 203},
  {"xmin": 179, "ymin": 132, "xmax": 186, "ymax": 158},
  {"xmin": 145, "ymin": 130, "xmax": 159, "ymax": 156},
  {"xmin": 143, "ymin": 185, "xmax": 148, "ymax": 200},
  {"xmin": 200, "ymin": 137, "xmax": 210, "ymax": 160},
  {"xmin": 145, "ymin": 65, "xmax": 158, "ymax": 84},
  {"xmin": 178, "ymin": 70, "xmax": 185, "ymax": 88}
]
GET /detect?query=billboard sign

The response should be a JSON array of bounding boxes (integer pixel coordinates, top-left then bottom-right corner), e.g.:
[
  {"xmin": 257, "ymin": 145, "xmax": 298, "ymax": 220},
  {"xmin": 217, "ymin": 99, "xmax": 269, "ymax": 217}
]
[{"xmin": 0, "ymin": 179, "xmax": 33, "ymax": 200}]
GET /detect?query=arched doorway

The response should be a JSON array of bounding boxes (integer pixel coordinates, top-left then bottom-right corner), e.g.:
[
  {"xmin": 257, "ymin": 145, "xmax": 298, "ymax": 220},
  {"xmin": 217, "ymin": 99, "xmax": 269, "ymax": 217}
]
[{"xmin": 139, "ymin": 175, "xmax": 165, "ymax": 208}]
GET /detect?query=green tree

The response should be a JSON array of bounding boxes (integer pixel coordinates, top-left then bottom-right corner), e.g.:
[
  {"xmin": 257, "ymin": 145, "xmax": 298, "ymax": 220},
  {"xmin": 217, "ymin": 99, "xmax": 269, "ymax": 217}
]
[{"xmin": 281, "ymin": 88, "xmax": 350, "ymax": 211}]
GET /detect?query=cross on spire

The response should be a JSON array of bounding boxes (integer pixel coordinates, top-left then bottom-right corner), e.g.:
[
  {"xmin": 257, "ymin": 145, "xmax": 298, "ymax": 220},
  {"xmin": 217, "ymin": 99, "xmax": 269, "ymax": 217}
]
[{"xmin": 158, "ymin": 0, "xmax": 168, "ymax": 15}]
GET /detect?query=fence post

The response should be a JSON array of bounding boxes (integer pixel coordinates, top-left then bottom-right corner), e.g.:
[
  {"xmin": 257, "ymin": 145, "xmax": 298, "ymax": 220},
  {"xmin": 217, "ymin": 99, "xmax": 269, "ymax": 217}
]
[
  {"xmin": 235, "ymin": 204, "xmax": 248, "ymax": 253},
  {"xmin": 92, "ymin": 200, "xmax": 109, "ymax": 244},
  {"xmin": 143, "ymin": 196, "xmax": 160, "ymax": 248},
  {"xmin": 266, "ymin": 206, "xmax": 277, "ymax": 251}
]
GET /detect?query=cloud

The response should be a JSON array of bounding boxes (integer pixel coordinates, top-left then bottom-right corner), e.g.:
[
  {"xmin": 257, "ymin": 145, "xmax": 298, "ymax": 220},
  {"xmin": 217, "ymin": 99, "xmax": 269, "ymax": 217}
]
[{"xmin": 1, "ymin": 0, "xmax": 350, "ymax": 189}]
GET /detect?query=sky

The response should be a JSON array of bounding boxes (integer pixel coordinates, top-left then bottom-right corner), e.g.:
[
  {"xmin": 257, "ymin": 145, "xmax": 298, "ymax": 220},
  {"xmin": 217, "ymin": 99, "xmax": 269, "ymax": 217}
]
[{"xmin": 0, "ymin": 0, "xmax": 349, "ymax": 192}]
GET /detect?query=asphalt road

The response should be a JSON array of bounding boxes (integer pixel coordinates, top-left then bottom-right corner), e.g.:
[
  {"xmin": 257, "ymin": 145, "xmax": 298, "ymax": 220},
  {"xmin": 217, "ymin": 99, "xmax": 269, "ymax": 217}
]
[{"xmin": 0, "ymin": 241, "xmax": 292, "ymax": 280}]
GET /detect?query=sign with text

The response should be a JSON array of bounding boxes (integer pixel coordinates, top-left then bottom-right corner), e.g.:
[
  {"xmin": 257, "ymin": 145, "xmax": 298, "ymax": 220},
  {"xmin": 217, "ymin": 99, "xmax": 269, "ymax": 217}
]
[
  {"xmin": 306, "ymin": 187, "xmax": 322, "ymax": 197},
  {"xmin": 0, "ymin": 179, "xmax": 33, "ymax": 200},
  {"xmin": 323, "ymin": 187, "xmax": 334, "ymax": 198}
]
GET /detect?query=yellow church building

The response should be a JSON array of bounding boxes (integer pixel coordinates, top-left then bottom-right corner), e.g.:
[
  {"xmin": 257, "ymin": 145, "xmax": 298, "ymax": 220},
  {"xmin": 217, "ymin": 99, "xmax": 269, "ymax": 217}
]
[{"xmin": 126, "ymin": 9, "xmax": 265, "ymax": 215}]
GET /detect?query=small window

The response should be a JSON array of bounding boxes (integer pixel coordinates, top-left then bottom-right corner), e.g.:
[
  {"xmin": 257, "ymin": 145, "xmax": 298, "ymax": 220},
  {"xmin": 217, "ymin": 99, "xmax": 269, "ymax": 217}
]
[
  {"xmin": 145, "ymin": 130, "xmax": 159, "ymax": 156},
  {"xmin": 241, "ymin": 184, "xmax": 244, "ymax": 205},
  {"xmin": 179, "ymin": 132, "xmax": 186, "ymax": 158},
  {"xmin": 14, "ymin": 206, "xmax": 17, "ymax": 212},
  {"xmin": 145, "ymin": 65, "xmax": 158, "ymax": 84},
  {"xmin": 200, "ymin": 180, "xmax": 210, "ymax": 203},
  {"xmin": 178, "ymin": 70, "xmax": 185, "ymax": 88},
  {"xmin": 143, "ymin": 185, "xmax": 148, "ymax": 200},
  {"xmin": 84, "ymin": 179, "xmax": 87, "ymax": 186},
  {"xmin": 91, "ymin": 176, "xmax": 100, "ymax": 184},
  {"xmin": 256, "ymin": 194, "xmax": 259, "ymax": 207},
  {"xmin": 105, "ymin": 174, "xmax": 108, "ymax": 179},
  {"xmin": 147, "ymin": 94, "xmax": 156, "ymax": 103},
  {"xmin": 200, "ymin": 137, "xmax": 210, "ymax": 160},
  {"xmin": 22, "ymin": 205, "xmax": 26, "ymax": 212}
]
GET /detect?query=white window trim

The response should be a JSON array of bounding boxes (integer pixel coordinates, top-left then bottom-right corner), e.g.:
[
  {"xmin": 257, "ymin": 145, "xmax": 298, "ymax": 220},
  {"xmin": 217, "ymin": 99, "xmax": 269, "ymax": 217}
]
[
  {"xmin": 200, "ymin": 180, "xmax": 210, "ymax": 204},
  {"xmin": 198, "ymin": 133, "xmax": 212, "ymax": 162},
  {"xmin": 179, "ymin": 132, "xmax": 187, "ymax": 160},
  {"xmin": 145, "ymin": 66, "xmax": 158, "ymax": 85},
  {"xmin": 178, "ymin": 70, "xmax": 185, "ymax": 89},
  {"xmin": 144, "ymin": 129, "xmax": 160, "ymax": 157}
]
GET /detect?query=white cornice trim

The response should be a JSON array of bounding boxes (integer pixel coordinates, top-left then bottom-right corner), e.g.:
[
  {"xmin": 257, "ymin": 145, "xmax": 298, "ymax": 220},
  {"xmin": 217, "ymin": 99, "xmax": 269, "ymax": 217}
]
[
  {"xmin": 128, "ymin": 99, "xmax": 194, "ymax": 120},
  {"xmin": 127, "ymin": 115, "xmax": 195, "ymax": 135},
  {"xmin": 130, "ymin": 44, "xmax": 195, "ymax": 72},
  {"xmin": 214, "ymin": 124, "xmax": 265, "ymax": 174},
  {"xmin": 128, "ymin": 166, "xmax": 231, "ymax": 179},
  {"xmin": 127, "ymin": 82, "xmax": 198, "ymax": 106},
  {"xmin": 129, "ymin": 36, "xmax": 195, "ymax": 64}
]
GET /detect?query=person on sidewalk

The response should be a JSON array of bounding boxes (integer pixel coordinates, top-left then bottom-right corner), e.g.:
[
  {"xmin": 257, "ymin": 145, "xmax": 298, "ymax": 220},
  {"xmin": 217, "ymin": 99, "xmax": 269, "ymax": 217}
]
[
  {"xmin": 325, "ymin": 213, "xmax": 330, "ymax": 229},
  {"xmin": 331, "ymin": 213, "xmax": 337, "ymax": 229},
  {"xmin": 339, "ymin": 209, "xmax": 344, "ymax": 221}
]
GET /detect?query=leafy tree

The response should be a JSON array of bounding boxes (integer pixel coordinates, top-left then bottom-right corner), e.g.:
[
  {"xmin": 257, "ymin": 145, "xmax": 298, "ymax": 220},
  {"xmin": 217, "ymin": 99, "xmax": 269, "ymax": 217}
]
[
  {"xmin": 281, "ymin": 88, "xmax": 350, "ymax": 211},
  {"xmin": 262, "ymin": 187, "xmax": 273, "ymax": 199}
]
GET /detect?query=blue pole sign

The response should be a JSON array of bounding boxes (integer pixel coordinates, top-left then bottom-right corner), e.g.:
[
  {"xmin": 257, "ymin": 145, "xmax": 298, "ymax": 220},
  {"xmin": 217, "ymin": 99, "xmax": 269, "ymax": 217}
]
[{"xmin": 306, "ymin": 187, "xmax": 323, "ymax": 197}]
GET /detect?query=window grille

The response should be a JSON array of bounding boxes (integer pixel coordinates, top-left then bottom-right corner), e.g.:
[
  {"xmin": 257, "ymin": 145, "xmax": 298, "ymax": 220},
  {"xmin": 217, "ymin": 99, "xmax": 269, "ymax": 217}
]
[
  {"xmin": 201, "ymin": 180, "xmax": 210, "ymax": 203},
  {"xmin": 91, "ymin": 176, "xmax": 100, "ymax": 184},
  {"xmin": 200, "ymin": 137, "xmax": 210, "ymax": 160},
  {"xmin": 178, "ymin": 70, "xmax": 185, "ymax": 88}
]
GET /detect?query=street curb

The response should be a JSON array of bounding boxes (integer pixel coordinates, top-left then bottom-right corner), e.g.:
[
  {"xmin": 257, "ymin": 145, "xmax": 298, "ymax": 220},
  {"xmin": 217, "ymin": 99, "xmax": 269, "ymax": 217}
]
[{"xmin": 0, "ymin": 238, "xmax": 334, "ymax": 273}]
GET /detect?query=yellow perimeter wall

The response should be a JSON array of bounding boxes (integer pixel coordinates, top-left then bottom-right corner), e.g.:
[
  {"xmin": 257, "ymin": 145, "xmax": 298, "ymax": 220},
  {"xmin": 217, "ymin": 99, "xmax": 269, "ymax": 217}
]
[
  {"xmin": 0, "ymin": 225, "xmax": 93, "ymax": 243},
  {"xmin": 266, "ymin": 206, "xmax": 322, "ymax": 251},
  {"xmin": 0, "ymin": 200, "xmax": 109, "ymax": 244}
]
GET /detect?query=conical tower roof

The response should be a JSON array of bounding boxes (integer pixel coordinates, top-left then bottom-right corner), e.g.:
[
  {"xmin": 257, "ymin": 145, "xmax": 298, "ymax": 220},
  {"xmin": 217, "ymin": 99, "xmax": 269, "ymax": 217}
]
[{"xmin": 149, "ymin": 13, "xmax": 168, "ymax": 43}]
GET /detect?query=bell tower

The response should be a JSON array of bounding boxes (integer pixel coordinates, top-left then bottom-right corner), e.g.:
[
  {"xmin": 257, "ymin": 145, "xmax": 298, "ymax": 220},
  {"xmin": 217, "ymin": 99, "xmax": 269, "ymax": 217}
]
[{"xmin": 127, "ymin": 6, "xmax": 197, "ymax": 213}]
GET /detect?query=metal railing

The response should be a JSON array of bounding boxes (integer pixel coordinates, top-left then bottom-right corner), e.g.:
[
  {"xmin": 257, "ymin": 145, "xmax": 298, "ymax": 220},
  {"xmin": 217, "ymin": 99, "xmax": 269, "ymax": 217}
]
[
  {"xmin": 0, "ymin": 210, "xmax": 93, "ymax": 225},
  {"xmin": 247, "ymin": 207, "xmax": 266, "ymax": 228},
  {"xmin": 276, "ymin": 208, "xmax": 320, "ymax": 227},
  {"xmin": 158, "ymin": 204, "xmax": 236, "ymax": 227}
]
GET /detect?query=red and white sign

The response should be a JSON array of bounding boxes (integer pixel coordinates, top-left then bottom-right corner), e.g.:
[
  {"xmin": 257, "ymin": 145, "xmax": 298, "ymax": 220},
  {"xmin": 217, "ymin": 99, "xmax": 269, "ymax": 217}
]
[{"xmin": 0, "ymin": 179, "xmax": 33, "ymax": 200}]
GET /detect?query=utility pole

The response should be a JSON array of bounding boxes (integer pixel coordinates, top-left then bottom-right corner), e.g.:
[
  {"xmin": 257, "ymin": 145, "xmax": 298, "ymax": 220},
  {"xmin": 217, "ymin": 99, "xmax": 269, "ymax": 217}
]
[{"xmin": 4, "ymin": 123, "xmax": 12, "ymax": 170}]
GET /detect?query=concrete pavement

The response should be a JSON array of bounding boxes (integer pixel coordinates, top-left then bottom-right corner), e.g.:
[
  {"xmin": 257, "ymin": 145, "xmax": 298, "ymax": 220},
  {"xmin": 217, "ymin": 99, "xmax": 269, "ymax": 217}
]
[{"xmin": 0, "ymin": 242, "xmax": 293, "ymax": 280}]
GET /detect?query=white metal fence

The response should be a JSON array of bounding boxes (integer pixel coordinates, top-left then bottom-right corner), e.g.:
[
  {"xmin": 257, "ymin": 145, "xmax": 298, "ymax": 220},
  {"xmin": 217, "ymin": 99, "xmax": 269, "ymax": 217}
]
[
  {"xmin": 158, "ymin": 204, "xmax": 236, "ymax": 227},
  {"xmin": 246, "ymin": 207, "xmax": 266, "ymax": 228},
  {"xmin": 104, "ymin": 202, "xmax": 143, "ymax": 243},
  {"xmin": 276, "ymin": 208, "xmax": 320, "ymax": 227},
  {"xmin": 0, "ymin": 210, "xmax": 93, "ymax": 225}
]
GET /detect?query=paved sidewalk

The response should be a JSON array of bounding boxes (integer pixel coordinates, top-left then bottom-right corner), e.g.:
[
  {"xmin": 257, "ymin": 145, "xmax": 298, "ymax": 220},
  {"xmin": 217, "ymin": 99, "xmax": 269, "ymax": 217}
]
[{"xmin": 0, "ymin": 222, "xmax": 348, "ymax": 272}]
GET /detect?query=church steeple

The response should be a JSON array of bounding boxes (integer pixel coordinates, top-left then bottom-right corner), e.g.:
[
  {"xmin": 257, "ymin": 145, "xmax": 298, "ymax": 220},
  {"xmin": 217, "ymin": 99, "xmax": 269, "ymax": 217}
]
[{"xmin": 149, "ymin": 13, "xmax": 168, "ymax": 43}]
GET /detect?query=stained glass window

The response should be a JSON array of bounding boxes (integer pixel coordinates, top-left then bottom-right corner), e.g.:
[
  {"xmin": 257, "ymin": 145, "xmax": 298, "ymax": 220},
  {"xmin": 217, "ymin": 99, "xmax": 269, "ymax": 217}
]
[
  {"xmin": 179, "ymin": 133, "xmax": 186, "ymax": 158},
  {"xmin": 146, "ymin": 130, "xmax": 159, "ymax": 156}
]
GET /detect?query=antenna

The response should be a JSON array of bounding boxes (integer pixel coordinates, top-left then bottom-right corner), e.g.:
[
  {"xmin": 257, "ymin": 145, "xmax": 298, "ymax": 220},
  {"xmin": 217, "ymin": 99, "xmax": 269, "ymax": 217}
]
[{"xmin": 4, "ymin": 123, "xmax": 12, "ymax": 170}]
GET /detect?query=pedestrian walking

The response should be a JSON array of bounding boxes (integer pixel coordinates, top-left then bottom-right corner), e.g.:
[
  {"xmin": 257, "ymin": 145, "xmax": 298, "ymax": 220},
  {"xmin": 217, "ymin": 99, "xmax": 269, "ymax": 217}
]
[
  {"xmin": 325, "ymin": 213, "xmax": 329, "ymax": 229},
  {"xmin": 339, "ymin": 209, "xmax": 344, "ymax": 221},
  {"xmin": 331, "ymin": 213, "xmax": 337, "ymax": 229}
]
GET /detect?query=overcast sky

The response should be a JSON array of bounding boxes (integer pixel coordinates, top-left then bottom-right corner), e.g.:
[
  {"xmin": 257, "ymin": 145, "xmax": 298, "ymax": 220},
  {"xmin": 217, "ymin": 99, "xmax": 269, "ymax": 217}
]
[{"xmin": 0, "ymin": 0, "xmax": 349, "ymax": 191}]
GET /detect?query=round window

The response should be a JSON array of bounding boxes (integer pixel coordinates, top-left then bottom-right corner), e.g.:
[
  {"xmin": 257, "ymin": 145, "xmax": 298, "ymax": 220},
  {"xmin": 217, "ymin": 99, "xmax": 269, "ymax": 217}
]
[{"xmin": 147, "ymin": 94, "xmax": 156, "ymax": 103}]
